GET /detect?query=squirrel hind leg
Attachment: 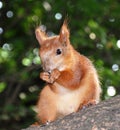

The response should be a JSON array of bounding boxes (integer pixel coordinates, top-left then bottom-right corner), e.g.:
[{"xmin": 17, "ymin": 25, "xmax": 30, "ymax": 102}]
[
  {"xmin": 81, "ymin": 100, "xmax": 97, "ymax": 110},
  {"xmin": 31, "ymin": 122, "xmax": 40, "ymax": 126},
  {"xmin": 77, "ymin": 99, "xmax": 97, "ymax": 111},
  {"xmin": 37, "ymin": 112, "xmax": 56, "ymax": 125},
  {"xmin": 37, "ymin": 85, "xmax": 57, "ymax": 124}
]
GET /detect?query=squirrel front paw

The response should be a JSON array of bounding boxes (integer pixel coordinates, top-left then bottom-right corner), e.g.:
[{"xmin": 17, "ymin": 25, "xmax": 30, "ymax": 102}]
[
  {"xmin": 40, "ymin": 69, "xmax": 60, "ymax": 83},
  {"xmin": 40, "ymin": 72, "xmax": 51, "ymax": 83},
  {"xmin": 50, "ymin": 69, "xmax": 61, "ymax": 83}
]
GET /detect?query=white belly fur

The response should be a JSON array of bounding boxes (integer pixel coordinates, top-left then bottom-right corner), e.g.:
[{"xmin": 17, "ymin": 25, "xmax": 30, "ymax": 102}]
[
  {"xmin": 54, "ymin": 83, "xmax": 81, "ymax": 115},
  {"xmin": 57, "ymin": 91, "xmax": 80, "ymax": 115}
]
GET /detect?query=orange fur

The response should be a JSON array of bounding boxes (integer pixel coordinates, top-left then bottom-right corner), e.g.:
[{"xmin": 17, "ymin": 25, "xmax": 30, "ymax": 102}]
[{"xmin": 35, "ymin": 21, "xmax": 101, "ymax": 124}]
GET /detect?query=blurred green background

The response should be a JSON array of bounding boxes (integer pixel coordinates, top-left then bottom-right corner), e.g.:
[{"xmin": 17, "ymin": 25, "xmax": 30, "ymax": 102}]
[{"xmin": 0, "ymin": 0, "xmax": 120, "ymax": 129}]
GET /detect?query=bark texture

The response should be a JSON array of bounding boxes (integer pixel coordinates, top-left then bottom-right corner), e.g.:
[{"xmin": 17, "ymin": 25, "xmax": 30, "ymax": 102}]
[{"xmin": 22, "ymin": 95, "xmax": 120, "ymax": 130}]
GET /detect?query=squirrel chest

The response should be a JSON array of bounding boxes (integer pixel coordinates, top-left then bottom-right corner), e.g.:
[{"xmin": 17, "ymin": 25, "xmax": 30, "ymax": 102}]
[{"xmin": 54, "ymin": 82, "xmax": 80, "ymax": 115}]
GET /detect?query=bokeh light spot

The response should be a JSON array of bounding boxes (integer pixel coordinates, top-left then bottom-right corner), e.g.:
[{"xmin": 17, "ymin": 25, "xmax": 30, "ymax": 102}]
[
  {"xmin": 32, "ymin": 15, "xmax": 39, "ymax": 22},
  {"xmin": 109, "ymin": 18, "xmax": 115, "ymax": 22},
  {"xmin": 6, "ymin": 11, "xmax": 14, "ymax": 18},
  {"xmin": 0, "ymin": 1, "xmax": 3, "ymax": 9},
  {"xmin": 33, "ymin": 56, "xmax": 41, "ymax": 64},
  {"xmin": 1, "ymin": 50, "xmax": 9, "ymax": 59},
  {"xmin": 31, "ymin": 106, "xmax": 37, "ymax": 113},
  {"xmin": 2, "ymin": 43, "xmax": 13, "ymax": 51},
  {"xmin": 47, "ymin": 31, "xmax": 55, "ymax": 37},
  {"xmin": 0, "ymin": 27, "xmax": 3, "ymax": 34},
  {"xmin": 33, "ymin": 48, "xmax": 39, "ymax": 56},
  {"xmin": 39, "ymin": 25, "xmax": 46, "ymax": 32},
  {"xmin": 43, "ymin": 1, "xmax": 51, "ymax": 11},
  {"xmin": 55, "ymin": 13, "xmax": 62, "ymax": 20},
  {"xmin": 22, "ymin": 58, "xmax": 32, "ymax": 66},
  {"xmin": 29, "ymin": 86, "xmax": 38, "ymax": 93},
  {"xmin": 89, "ymin": 32, "xmax": 96, "ymax": 40},
  {"xmin": 96, "ymin": 43, "xmax": 103, "ymax": 49},
  {"xmin": 112, "ymin": 64, "xmax": 119, "ymax": 72},
  {"xmin": 116, "ymin": 40, "xmax": 120, "ymax": 48},
  {"xmin": 19, "ymin": 92, "xmax": 26, "ymax": 100},
  {"xmin": 107, "ymin": 86, "xmax": 116, "ymax": 97},
  {"xmin": 0, "ymin": 82, "xmax": 6, "ymax": 93}
]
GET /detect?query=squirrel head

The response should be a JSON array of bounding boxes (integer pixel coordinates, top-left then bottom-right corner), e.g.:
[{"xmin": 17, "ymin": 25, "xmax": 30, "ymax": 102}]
[{"xmin": 35, "ymin": 20, "xmax": 73, "ymax": 72}]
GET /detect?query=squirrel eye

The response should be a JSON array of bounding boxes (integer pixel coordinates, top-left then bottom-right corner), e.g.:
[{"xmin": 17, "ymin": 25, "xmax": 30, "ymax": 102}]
[{"xmin": 56, "ymin": 49, "xmax": 62, "ymax": 55}]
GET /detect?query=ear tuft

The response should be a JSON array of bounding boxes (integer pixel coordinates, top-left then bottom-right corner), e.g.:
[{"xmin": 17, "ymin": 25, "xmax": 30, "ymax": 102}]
[
  {"xmin": 59, "ymin": 20, "xmax": 70, "ymax": 44},
  {"xmin": 35, "ymin": 27, "xmax": 47, "ymax": 45}
]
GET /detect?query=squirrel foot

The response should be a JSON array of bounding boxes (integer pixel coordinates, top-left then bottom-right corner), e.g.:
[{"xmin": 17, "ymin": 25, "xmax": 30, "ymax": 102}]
[{"xmin": 82, "ymin": 100, "xmax": 97, "ymax": 110}]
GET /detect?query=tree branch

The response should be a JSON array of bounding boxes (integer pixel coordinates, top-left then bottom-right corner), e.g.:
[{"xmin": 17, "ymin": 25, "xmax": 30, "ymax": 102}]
[{"xmin": 22, "ymin": 95, "xmax": 120, "ymax": 130}]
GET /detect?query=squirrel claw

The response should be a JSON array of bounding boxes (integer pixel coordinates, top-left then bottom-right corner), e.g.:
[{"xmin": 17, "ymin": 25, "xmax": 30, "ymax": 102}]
[{"xmin": 82, "ymin": 100, "xmax": 97, "ymax": 110}]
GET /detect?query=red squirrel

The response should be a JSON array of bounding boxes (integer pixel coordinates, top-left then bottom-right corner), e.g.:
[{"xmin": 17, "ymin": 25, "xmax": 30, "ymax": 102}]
[{"xmin": 35, "ymin": 21, "xmax": 101, "ymax": 124}]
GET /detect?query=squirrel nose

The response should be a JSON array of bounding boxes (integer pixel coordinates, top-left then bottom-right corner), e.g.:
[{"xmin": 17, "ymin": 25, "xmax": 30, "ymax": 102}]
[{"xmin": 42, "ymin": 60, "xmax": 50, "ymax": 72}]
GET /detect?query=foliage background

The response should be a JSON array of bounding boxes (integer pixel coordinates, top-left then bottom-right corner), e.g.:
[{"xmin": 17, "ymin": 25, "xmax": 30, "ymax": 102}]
[{"xmin": 0, "ymin": 0, "xmax": 120, "ymax": 129}]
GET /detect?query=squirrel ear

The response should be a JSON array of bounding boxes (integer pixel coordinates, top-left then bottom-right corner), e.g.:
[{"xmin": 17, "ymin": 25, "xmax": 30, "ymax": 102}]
[
  {"xmin": 59, "ymin": 20, "xmax": 70, "ymax": 45},
  {"xmin": 35, "ymin": 27, "xmax": 47, "ymax": 45}
]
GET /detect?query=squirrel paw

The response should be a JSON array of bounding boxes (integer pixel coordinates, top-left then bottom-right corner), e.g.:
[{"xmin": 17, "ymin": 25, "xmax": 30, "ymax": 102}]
[
  {"xmin": 40, "ymin": 72, "xmax": 51, "ymax": 83},
  {"xmin": 82, "ymin": 100, "xmax": 97, "ymax": 110},
  {"xmin": 50, "ymin": 69, "xmax": 60, "ymax": 83},
  {"xmin": 31, "ymin": 122, "xmax": 40, "ymax": 126},
  {"xmin": 46, "ymin": 120, "xmax": 50, "ymax": 125},
  {"xmin": 40, "ymin": 69, "xmax": 60, "ymax": 83}
]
